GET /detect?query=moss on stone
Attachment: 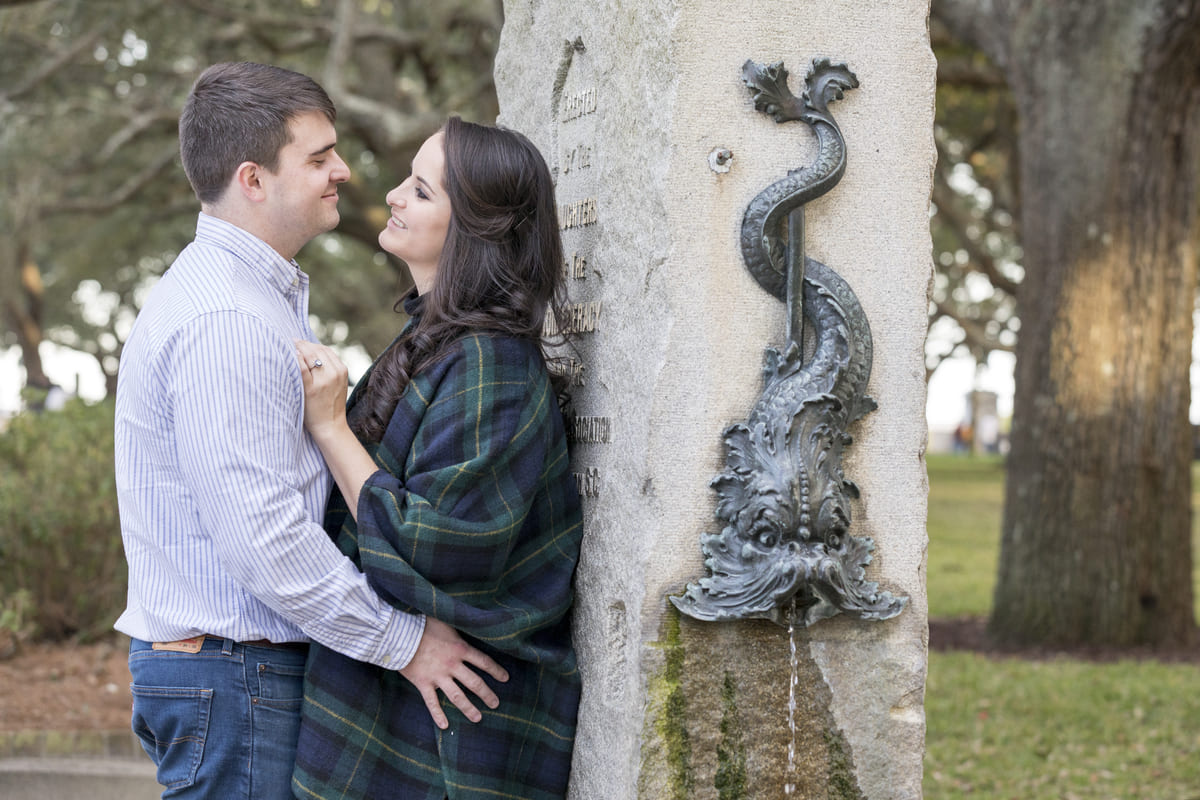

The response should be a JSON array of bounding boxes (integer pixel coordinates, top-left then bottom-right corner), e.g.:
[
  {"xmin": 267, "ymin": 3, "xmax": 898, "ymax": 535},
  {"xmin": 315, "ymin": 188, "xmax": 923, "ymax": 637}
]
[
  {"xmin": 715, "ymin": 671, "xmax": 747, "ymax": 800},
  {"xmin": 641, "ymin": 606, "xmax": 694, "ymax": 800},
  {"xmin": 823, "ymin": 727, "xmax": 865, "ymax": 800},
  {"xmin": 660, "ymin": 608, "xmax": 694, "ymax": 799}
]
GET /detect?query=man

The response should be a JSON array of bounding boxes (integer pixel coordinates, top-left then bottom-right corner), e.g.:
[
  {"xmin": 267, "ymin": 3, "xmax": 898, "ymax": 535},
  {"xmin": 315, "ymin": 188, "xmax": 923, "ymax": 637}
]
[{"xmin": 114, "ymin": 62, "xmax": 505, "ymax": 800}]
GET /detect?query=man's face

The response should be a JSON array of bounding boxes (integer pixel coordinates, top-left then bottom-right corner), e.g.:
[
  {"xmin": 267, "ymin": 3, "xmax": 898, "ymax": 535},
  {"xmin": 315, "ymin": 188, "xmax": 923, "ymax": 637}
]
[{"xmin": 260, "ymin": 111, "xmax": 350, "ymax": 258}]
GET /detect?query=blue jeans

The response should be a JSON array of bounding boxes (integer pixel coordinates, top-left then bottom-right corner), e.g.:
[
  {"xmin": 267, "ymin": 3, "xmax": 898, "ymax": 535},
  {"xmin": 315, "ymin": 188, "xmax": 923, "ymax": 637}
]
[{"xmin": 129, "ymin": 637, "xmax": 308, "ymax": 799}]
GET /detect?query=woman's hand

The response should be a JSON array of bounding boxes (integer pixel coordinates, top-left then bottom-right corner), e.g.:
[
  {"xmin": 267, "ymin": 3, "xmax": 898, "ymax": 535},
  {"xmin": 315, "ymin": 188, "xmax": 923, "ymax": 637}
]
[
  {"xmin": 295, "ymin": 340, "xmax": 349, "ymax": 442},
  {"xmin": 294, "ymin": 340, "xmax": 378, "ymax": 519}
]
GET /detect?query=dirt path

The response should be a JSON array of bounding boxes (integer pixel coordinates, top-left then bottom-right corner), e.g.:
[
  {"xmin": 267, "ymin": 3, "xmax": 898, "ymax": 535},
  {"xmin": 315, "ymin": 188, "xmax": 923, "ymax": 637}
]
[{"xmin": 0, "ymin": 637, "xmax": 132, "ymax": 732}]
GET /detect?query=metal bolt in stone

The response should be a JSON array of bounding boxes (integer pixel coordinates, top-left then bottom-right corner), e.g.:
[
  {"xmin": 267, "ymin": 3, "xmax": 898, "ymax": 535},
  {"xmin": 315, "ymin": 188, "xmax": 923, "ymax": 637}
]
[{"xmin": 708, "ymin": 147, "xmax": 733, "ymax": 173}]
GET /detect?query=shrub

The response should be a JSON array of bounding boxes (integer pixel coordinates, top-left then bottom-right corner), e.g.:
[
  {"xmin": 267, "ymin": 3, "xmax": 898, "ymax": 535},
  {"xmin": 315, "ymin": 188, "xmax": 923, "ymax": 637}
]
[{"xmin": 0, "ymin": 397, "xmax": 125, "ymax": 641}]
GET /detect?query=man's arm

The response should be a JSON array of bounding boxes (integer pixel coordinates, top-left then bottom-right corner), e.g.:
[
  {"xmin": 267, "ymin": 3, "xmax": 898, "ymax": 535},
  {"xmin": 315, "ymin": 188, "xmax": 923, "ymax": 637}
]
[
  {"xmin": 402, "ymin": 618, "xmax": 508, "ymax": 728},
  {"xmin": 169, "ymin": 315, "xmax": 504, "ymax": 723}
]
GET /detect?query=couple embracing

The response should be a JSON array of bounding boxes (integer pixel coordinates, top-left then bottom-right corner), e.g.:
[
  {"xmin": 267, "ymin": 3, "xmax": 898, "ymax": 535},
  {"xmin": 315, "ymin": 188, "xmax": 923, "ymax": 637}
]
[{"xmin": 115, "ymin": 61, "xmax": 582, "ymax": 800}]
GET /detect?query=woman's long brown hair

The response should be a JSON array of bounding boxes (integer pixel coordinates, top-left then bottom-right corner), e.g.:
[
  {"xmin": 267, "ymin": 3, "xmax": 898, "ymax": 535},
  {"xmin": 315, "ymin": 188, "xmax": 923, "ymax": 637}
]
[{"xmin": 352, "ymin": 117, "xmax": 571, "ymax": 442}]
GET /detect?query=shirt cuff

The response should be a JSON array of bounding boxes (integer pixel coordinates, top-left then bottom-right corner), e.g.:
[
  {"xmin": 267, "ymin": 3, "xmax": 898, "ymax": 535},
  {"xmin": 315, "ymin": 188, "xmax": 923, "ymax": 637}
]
[{"xmin": 373, "ymin": 609, "xmax": 426, "ymax": 670}]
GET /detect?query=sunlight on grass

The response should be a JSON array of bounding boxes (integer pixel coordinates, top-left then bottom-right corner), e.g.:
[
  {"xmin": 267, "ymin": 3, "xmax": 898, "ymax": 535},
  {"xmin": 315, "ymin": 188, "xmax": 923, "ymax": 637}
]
[{"xmin": 924, "ymin": 455, "xmax": 1200, "ymax": 799}]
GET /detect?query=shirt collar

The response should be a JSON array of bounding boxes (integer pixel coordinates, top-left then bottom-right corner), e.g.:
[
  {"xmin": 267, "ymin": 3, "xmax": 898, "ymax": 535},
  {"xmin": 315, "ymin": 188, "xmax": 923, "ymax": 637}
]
[
  {"xmin": 194, "ymin": 212, "xmax": 307, "ymax": 296},
  {"xmin": 401, "ymin": 287, "xmax": 424, "ymax": 318}
]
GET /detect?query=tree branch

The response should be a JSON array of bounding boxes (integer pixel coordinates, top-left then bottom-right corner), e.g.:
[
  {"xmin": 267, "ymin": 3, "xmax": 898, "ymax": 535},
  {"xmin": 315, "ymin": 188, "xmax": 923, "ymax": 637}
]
[
  {"xmin": 49, "ymin": 144, "xmax": 178, "ymax": 214},
  {"xmin": 933, "ymin": 297, "xmax": 1016, "ymax": 355},
  {"xmin": 177, "ymin": 0, "xmax": 424, "ymax": 51},
  {"xmin": 931, "ymin": 178, "xmax": 1022, "ymax": 296},
  {"xmin": 931, "ymin": 0, "xmax": 1009, "ymax": 70},
  {"xmin": 95, "ymin": 109, "xmax": 178, "ymax": 163},
  {"xmin": 936, "ymin": 55, "xmax": 1007, "ymax": 89},
  {"xmin": 0, "ymin": 21, "xmax": 114, "ymax": 104}
]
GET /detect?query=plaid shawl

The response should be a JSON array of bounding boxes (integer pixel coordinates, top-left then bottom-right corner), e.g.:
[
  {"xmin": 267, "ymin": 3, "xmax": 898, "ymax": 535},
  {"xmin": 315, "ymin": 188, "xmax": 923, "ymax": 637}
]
[{"xmin": 293, "ymin": 330, "xmax": 583, "ymax": 800}]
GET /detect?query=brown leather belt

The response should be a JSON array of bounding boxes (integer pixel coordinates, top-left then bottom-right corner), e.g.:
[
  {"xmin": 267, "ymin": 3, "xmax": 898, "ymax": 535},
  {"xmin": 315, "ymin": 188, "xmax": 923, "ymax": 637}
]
[
  {"xmin": 238, "ymin": 638, "xmax": 308, "ymax": 652},
  {"xmin": 152, "ymin": 635, "xmax": 308, "ymax": 654}
]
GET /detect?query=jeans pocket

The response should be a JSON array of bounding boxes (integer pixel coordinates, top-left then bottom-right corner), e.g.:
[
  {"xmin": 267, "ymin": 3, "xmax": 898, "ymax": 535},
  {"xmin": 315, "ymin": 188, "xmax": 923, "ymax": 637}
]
[
  {"xmin": 130, "ymin": 684, "xmax": 213, "ymax": 790},
  {"xmin": 254, "ymin": 659, "xmax": 306, "ymax": 711}
]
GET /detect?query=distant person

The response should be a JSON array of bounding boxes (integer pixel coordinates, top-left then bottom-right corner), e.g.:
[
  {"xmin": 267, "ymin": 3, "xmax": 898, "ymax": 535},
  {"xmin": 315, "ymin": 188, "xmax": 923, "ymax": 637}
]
[
  {"xmin": 291, "ymin": 117, "xmax": 583, "ymax": 799},
  {"xmin": 977, "ymin": 414, "xmax": 999, "ymax": 454},
  {"xmin": 113, "ymin": 63, "xmax": 505, "ymax": 800},
  {"xmin": 24, "ymin": 377, "xmax": 66, "ymax": 413}
]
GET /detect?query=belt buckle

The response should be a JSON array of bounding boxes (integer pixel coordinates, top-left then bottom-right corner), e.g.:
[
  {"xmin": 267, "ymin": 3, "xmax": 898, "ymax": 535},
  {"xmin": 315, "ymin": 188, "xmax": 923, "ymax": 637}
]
[{"xmin": 152, "ymin": 635, "xmax": 206, "ymax": 653}]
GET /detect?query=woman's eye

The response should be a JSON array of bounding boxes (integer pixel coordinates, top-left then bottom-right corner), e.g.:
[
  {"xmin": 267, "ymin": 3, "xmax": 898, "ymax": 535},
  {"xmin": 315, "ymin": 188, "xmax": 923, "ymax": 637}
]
[{"xmin": 415, "ymin": 187, "xmax": 428, "ymax": 200}]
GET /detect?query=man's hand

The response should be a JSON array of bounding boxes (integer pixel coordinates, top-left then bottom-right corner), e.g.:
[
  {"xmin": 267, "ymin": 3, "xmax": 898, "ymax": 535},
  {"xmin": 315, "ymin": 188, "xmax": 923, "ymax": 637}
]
[{"xmin": 400, "ymin": 617, "xmax": 509, "ymax": 729}]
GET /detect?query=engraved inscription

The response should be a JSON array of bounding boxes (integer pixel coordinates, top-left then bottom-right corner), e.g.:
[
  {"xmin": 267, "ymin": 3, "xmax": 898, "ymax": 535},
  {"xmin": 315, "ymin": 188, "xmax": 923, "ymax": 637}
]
[
  {"xmin": 606, "ymin": 602, "xmax": 627, "ymax": 701},
  {"xmin": 563, "ymin": 252, "xmax": 588, "ymax": 280},
  {"xmin": 573, "ymin": 466, "xmax": 601, "ymax": 498},
  {"xmin": 560, "ymin": 87, "xmax": 598, "ymax": 122},
  {"xmin": 564, "ymin": 357, "xmax": 586, "ymax": 387},
  {"xmin": 562, "ymin": 144, "xmax": 593, "ymax": 174},
  {"xmin": 558, "ymin": 197, "xmax": 598, "ymax": 230},
  {"xmin": 568, "ymin": 415, "xmax": 612, "ymax": 444},
  {"xmin": 555, "ymin": 58, "xmax": 601, "ymax": 513},
  {"xmin": 544, "ymin": 300, "xmax": 602, "ymax": 336}
]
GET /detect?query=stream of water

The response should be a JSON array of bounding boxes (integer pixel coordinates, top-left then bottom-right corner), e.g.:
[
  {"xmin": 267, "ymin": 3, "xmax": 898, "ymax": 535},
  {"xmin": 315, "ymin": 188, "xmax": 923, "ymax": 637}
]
[{"xmin": 784, "ymin": 603, "xmax": 799, "ymax": 794}]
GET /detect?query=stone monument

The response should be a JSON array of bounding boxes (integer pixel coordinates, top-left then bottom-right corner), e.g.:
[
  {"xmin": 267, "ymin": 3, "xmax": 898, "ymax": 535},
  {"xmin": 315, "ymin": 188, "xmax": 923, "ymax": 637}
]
[{"xmin": 495, "ymin": 2, "xmax": 933, "ymax": 797}]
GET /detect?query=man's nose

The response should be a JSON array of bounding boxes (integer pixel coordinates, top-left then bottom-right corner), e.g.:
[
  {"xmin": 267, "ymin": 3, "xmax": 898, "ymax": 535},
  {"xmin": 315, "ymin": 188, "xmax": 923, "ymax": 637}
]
[{"xmin": 331, "ymin": 151, "xmax": 351, "ymax": 183}]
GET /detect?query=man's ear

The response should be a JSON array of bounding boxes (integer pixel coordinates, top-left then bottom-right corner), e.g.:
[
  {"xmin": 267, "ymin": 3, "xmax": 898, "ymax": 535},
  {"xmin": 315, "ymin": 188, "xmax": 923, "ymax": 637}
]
[{"xmin": 233, "ymin": 160, "xmax": 266, "ymax": 202}]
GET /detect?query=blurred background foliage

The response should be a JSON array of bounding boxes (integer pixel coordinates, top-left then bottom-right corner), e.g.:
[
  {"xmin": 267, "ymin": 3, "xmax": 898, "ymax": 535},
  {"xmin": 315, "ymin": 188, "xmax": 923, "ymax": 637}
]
[
  {"xmin": 0, "ymin": 0, "xmax": 505, "ymax": 643},
  {"xmin": 1, "ymin": 0, "xmax": 503, "ymax": 401},
  {"xmin": 926, "ymin": 15, "xmax": 1020, "ymax": 378},
  {"xmin": 0, "ymin": 396, "xmax": 119, "ymax": 641}
]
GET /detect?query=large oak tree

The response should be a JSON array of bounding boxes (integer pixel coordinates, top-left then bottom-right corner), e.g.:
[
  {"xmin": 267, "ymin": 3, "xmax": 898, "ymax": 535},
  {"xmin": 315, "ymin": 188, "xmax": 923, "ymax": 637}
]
[{"xmin": 935, "ymin": 0, "xmax": 1200, "ymax": 646}]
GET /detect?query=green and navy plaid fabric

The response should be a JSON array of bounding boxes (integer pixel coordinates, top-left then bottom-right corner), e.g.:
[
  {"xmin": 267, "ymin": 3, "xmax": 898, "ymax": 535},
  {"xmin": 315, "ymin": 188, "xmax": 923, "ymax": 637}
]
[{"xmin": 293, "ymin": 331, "xmax": 583, "ymax": 800}]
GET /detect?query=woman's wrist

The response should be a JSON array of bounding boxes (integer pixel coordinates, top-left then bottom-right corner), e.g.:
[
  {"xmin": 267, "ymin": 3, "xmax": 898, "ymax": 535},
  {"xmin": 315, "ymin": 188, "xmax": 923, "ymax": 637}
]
[{"xmin": 308, "ymin": 416, "xmax": 352, "ymax": 449}]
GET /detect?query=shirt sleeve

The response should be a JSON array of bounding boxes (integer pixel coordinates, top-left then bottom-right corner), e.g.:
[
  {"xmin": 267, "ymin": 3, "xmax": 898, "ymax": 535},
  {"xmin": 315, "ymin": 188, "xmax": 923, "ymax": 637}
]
[
  {"xmin": 351, "ymin": 335, "xmax": 579, "ymax": 664},
  {"xmin": 170, "ymin": 310, "xmax": 424, "ymax": 669}
]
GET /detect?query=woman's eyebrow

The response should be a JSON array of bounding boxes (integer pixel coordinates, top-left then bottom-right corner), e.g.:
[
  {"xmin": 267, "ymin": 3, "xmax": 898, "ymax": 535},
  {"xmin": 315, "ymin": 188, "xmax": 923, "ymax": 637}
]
[{"xmin": 415, "ymin": 174, "xmax": 438, "ymax": 196}]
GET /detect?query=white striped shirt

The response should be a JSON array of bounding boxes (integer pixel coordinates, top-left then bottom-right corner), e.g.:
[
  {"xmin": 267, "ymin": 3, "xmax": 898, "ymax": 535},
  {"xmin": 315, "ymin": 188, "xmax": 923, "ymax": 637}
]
[{"xmin": 114, "ymin": 213, "xmax": 423, "ymax": 669}]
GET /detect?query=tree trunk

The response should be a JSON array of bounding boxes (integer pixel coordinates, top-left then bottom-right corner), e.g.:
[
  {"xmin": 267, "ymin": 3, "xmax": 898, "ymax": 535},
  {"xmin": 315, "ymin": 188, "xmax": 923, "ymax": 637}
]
[
  {"xmin": 981, "ymin": 0, "xmax": 1200, "ymax": 646},
  {"xmin": 3, "ymin": 242, "xmax": 50, "ymax": 392}
]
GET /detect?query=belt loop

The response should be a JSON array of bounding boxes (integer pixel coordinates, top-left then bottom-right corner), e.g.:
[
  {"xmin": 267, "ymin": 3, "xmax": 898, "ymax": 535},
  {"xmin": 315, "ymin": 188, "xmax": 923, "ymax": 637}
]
[{"xmin": 221, "ymin": 637, "xmax": 235, "ymax": 655}]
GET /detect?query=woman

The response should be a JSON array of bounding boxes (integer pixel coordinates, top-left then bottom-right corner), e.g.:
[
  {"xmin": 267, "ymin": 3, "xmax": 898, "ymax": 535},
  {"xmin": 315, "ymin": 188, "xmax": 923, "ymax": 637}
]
[{"xmin": 291, "ymin": 118, "xmax": 583, "ymax": 800}]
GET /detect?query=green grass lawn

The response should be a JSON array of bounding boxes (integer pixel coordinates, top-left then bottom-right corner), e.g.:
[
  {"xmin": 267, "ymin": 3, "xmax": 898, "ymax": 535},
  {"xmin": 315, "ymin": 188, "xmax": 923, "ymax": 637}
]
[
  {"xmin": 924, "ymin": 454, "xmax": 1200, "ymax": 799},
  {"xmin": 925, "ymin": 454, "xmax": 1006, "ymax": 618}
]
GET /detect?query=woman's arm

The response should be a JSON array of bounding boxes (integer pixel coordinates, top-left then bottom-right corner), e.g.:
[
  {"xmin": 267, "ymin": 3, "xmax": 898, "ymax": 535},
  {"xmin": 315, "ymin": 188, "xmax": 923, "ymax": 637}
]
[
  {"xmin": 294, "ymin": 340, "xmax": 378, "ymax": 518},
  {"xmin": 294, "ymin": 339, "xmax": 509, "ymax": 728},
  {"xmin": 349, "ymin": 335, "xmax": 582, "ymax": 662}
]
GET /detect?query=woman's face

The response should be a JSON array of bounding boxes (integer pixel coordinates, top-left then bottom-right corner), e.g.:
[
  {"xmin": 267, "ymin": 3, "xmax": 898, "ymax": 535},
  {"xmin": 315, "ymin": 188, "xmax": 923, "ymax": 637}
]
[{"xmin": 378, "ymin": 131, "xmax": 451, "ymax": 294}]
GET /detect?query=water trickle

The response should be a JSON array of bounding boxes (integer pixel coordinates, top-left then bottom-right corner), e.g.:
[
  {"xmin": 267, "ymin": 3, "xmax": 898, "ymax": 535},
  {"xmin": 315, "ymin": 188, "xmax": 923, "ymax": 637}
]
[{"xmin": 784, "ymin": 602, "xmax": 799, "ymax": 795}]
